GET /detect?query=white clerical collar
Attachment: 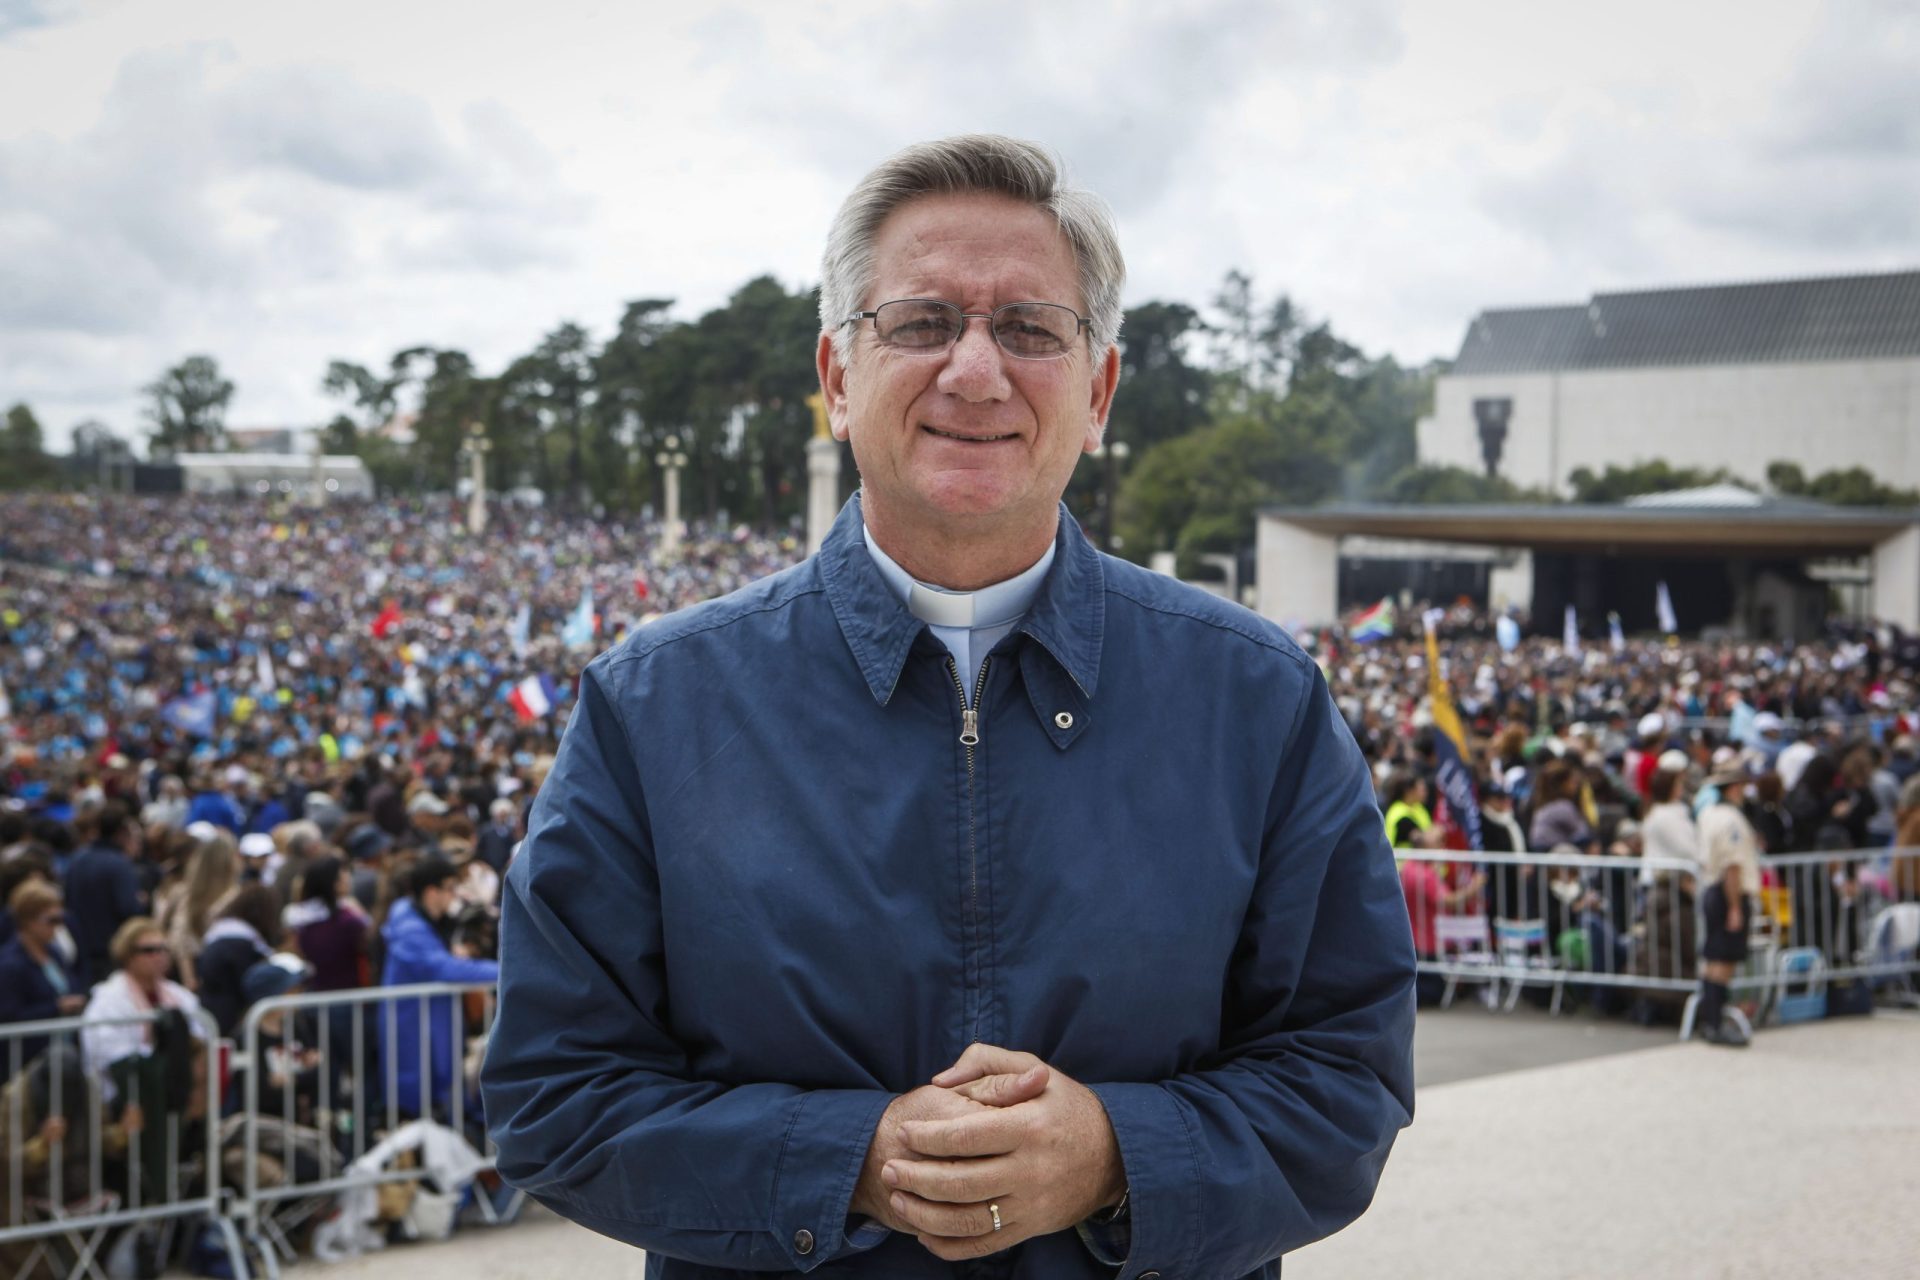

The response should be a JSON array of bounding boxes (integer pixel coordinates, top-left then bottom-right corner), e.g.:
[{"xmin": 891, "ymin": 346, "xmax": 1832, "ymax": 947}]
[{"xmin": 861, "ymin": 524, "xmax": 1055, "ymax": 630}]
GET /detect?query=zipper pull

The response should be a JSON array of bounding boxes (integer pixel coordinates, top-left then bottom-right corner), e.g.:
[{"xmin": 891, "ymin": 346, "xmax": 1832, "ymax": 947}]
[{"xmin": 960, "ymin": 707, "xmax": 980, "ymax": 747}]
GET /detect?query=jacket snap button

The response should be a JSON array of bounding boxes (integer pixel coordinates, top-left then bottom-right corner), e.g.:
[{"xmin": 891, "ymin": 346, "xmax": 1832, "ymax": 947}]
[
  {"xmin": 1053, "ymin": 711, "xmax": 1074, "ymax": 730},
  {"xmin": 793, "ymin": 1228, "xmax": 814, "ymax": 1255}
]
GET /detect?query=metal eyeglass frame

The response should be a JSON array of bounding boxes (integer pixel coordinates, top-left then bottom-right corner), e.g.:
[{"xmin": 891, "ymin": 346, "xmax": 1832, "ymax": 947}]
[{"xmin": 844, "ymin": 299, "xmax": 1093, "ymax": 360}]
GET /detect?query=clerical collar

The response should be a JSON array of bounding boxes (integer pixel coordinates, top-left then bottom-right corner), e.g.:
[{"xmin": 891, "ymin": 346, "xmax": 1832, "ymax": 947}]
[{"xmin": 861, "ymin": 525, "xmax": 1055, "ymax": 630}]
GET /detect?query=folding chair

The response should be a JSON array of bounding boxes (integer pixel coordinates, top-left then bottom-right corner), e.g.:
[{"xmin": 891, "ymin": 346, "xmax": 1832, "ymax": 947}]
[
  {"xmin": 1493, "ymin": 918, "xmax": 1565, "ymax": 1015},
  {"xmin": 19, "ymin": 1191, "xmax": 120, "ymax": 1280},
  {"xmin": 1433, "ymin": 914, "xmax": 1497, "ymax": 1009},
  {"xmin": 1861, "ymin": 903, "xmax": 1920, "ymax": 1009},
  {"xmin": 1768, "ymin": 946, "xmax": 1829, "ymax": 1025}
]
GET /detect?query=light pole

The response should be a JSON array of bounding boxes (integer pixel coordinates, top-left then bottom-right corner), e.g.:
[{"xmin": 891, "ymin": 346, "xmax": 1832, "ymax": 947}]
[
  {"xmin": 1091, "ymin": 439, "xmax": 1131, "ymax": 553},
  {"xmin": 310, "ymin": 434, "xmax": 327, "ymax": 508},
  {"xmin": 654, "ymin": 435, "xmax": 688, "ymax": 553},
  {"xmin": 460, "ymin": 422, "xmax": 491, "ymax": 535}
]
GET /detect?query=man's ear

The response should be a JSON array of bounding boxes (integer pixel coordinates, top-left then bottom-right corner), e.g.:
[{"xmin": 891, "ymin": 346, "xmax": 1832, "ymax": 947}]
[
  {"xmin": 1081, "ymin": 343, "xmax": 1121, "ymax": 453},
  {"xmin": 816, "ymin": 333, "xmax": 852, "ymax": 442}
]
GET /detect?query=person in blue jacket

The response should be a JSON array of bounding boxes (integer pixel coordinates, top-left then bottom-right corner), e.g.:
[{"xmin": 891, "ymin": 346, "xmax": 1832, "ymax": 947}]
[
  {"xmin": 483, "ymin": 135, "xmax": 1416, "ymax": 1280},
  {"xmin": 0, "ymin": 880, "xmax": 89, "ymax": 1081},
  {"xmin": 380, "ymin": 856, "xmax": 498, "ymax": 1121}
]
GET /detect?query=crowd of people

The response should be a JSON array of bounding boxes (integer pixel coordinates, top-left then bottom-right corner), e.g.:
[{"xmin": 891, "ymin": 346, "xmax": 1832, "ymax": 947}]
[
  {"xmin": 3, "ymin": 491, "xmax": 1919, "ymax": 1262},
  {"xmin": 1335, "ymin": 605, "xmax": 1920, "ymax": 1045},
  {"xmin": 0, "ymin": 491, "xmax": 804, "ymax": 1276}
]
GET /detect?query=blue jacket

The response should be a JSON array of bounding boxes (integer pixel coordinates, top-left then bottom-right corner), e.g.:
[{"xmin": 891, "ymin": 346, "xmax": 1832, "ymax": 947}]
[
  {"xmin": 483, "ymin": 498, "xmax": 1415, "ymax": 1279},
  {"xmin": 0, "ymin": 938, "xmax": 88, "ymax": 1081},
  {"xmin": 63, "ymin": 843, "xmax": 144, "ymax": 986},
  {"xmin": 379, "ymin": 898, "xmax": 498, "ymax": 1117}
]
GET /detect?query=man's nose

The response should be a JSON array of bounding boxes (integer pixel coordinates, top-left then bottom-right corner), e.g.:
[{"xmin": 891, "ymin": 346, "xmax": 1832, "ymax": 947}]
[{"xmin": 936, "ymin": 320, "xmax": 1012, "ymax": 401}]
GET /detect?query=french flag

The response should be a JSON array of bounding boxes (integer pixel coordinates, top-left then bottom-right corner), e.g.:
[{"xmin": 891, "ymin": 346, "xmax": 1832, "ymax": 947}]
[{"xmin": 509, "ymin": 673, "xmax": 560, "ymax": 721}]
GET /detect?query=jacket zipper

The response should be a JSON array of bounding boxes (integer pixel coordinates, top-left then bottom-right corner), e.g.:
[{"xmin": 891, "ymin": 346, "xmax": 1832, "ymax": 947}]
[{"xmin": 946, "ymin": 655, "xmax": 991, "ymax": 1041}]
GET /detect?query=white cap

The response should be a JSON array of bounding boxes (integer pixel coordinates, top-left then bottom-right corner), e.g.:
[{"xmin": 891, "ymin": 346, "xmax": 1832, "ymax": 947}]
[
  {"xmin": 239, "ymin": 832, "xmax": 277, "ymax": 858},
  {"xmin": 1752, "ymin": 711, "xmax": 1784, "ymax": 735},
  {"xmin": 225, "ymin": 763, "xmax": 252, "ymax": 787},
  {"xmin": 185, "ymin": 820, "xmax": 220, "ymax": 844},
  {"xmin": 1657, "ymin": 749, "xmax": 1691, "ymax": 772},
  {"xmin": 1637, "ymin": 712, "xmax": 1666, "ymax": 739}
]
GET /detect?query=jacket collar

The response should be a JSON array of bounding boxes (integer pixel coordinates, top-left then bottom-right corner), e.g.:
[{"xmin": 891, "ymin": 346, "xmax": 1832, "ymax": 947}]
[{"xmin": 819, "ymin": 493, "xmax": 1104, "ymax": 708}]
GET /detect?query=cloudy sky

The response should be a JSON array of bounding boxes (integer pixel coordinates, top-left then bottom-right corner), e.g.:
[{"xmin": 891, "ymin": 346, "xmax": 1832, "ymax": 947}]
[{"xmin": 3, "ymin": 0, "xmax": 1916, "ymax": 452}]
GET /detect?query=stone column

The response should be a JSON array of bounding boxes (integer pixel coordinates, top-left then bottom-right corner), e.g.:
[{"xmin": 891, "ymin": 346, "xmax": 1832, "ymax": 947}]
[{"xmin": 805, "ymin": 392, "xmax": 842, "ymax": 555}]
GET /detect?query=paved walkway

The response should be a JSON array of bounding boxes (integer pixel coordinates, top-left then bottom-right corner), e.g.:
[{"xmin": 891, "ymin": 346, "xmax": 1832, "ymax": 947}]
[{"xmin": 286, "ymin": 1014, "xmax": 1920, "ymax": 1280}]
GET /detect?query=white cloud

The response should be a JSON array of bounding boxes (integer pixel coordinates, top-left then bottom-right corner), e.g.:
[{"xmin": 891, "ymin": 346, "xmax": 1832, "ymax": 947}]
[{"xmin": 1, "ymin": 0, "xmax": 1916, "ymax": 451}]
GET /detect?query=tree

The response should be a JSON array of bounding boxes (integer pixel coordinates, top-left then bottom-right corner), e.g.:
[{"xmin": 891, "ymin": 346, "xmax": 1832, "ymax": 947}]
[
  {"xmin": 1565, "ymin": 459, "xmax": 1742, "ymax": 503},
  {"xmin": 2, "ymin": 402, "xmax": 57, "ymax": 489},
  {"xmin": 1376, "ymin": 463, "xmax": 1551, "ymax": 504},
  {"xmin": 1767, "ymin": 460, "xmax": 1920, "ymax": 506},
  {"xmin": 143, "ymin": 355, "xmax": 234, "ymax": 455}
]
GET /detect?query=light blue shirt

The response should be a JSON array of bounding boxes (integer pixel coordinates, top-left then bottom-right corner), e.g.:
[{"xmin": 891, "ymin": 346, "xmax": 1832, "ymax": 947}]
[{"xmin": 861, "ymin": 523, "xmax": 1056, "ymax": 706}]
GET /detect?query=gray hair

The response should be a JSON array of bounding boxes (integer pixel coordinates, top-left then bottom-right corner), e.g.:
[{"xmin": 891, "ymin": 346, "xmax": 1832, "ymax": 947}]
[{"xmin": 820, "ymin": 134, "xmax": 1126, "ymax": 361}]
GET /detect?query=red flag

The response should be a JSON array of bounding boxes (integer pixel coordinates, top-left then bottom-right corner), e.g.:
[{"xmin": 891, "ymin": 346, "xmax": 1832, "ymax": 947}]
[
  {"xmin": 633, "ymin": 571, "xmax": 650, "ymax": 601},
  {"xmin": 371, "ymin": 600, "xmax": 402, "ymax": 638}
]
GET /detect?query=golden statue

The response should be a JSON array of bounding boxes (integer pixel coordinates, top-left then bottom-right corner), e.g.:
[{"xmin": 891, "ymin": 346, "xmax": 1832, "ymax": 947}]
[{"xmin": 805, "ymin": 392, "xmax": 831, "ymax": 440}]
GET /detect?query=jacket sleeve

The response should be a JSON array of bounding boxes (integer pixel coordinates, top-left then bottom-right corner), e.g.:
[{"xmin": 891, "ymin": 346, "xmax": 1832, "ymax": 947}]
[
  {"xmin": 1085, "ymin": 660, "xmax": 1416, "ymax": 1279},
  {"xmin": 388, "ymin": 921, "xmax": 499, "ymax": 985},
  {"xmin": 482, "ymin": 661, "xmax": 891, "ymax": 1273}
]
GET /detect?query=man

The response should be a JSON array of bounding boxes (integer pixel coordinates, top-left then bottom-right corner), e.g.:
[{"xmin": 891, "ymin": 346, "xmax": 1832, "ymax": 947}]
[
  {"xmin": 63, "ymin": 801, "xmax": 146, "ymax": 986},
  {"xmin": 381, "ymin": 856, "xmax": 499, "ymax": 1118},
  {"xmin": 475, "ymin": 798, "xmax": 519, "ymax": 879},
  {"xmin": 484, "ymin": 135, "xmax": 1415, "ymax": 1279},
  {"xmin": 1694, "ymin": 764, "xmax": 1761, "ymax": 1047}
]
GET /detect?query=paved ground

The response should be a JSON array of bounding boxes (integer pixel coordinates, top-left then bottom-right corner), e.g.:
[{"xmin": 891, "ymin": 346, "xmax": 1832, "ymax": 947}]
[{"xmin": 284, "ymin": 1010, "xmax": 1920, "ymax": 1279}]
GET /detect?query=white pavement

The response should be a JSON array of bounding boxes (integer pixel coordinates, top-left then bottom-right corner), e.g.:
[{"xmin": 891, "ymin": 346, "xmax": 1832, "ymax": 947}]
[{"xmin": 287, "ymin": 1015, "xmax": 1920, "ymax": 1280}]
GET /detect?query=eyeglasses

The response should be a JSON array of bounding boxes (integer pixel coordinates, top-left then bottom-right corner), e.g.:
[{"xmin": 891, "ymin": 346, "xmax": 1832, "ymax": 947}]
[
  {"xmin": 845, "ymin": 299, "xmax": 1091, "ymax": 361},
  {"xmin": 133, "ymin": 943, "xmax": 170, "ymax": 956},
  {"xmin": 43, "ymin": 913, "xmax": 66, "ymax": 926}
]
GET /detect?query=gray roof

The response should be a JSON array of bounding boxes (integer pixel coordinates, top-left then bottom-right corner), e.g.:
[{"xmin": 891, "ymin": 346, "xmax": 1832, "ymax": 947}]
[{"xmin": 1452, "ymin": 268, "xmax": 1920, "ymax": 375}]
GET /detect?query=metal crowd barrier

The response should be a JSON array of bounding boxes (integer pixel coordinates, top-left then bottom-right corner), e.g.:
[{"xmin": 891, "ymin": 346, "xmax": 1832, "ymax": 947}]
[
  {"xmin": 1401, "ymin": 846, "xmax": 1920, "ymax": 1026},
  {"xmin": 2, "ymin": 1006, "xmax": 248, "ymax": 1280},
  {"xmin": 234, "ymin": 981, "xmax": 518, "ymax": 1277}
]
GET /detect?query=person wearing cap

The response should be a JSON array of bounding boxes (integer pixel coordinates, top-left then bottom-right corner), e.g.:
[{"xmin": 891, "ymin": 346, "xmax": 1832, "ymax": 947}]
[
  {"xmin": 1627, "ymin": 712, "xmax": 1668, "ymax": 800},
  {"xmin": 1695, "ymin": 763, "xmax": 1761, "ymax": 1047},
  {"xmin": 485, "ymin": 136, "xmax": 1415, "ymax": 1279},
  {"xmin": 240, "ymin": 953, "xmax": 323, "ymax": 1121},
  {"xmin": 63, "ymin": 800, "xmax": 148, "ymax": 986}
]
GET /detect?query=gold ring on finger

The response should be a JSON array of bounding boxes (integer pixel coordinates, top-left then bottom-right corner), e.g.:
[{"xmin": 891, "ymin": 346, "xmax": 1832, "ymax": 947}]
[{"xmin": 989, "ymin": 1203, "xmax": 1002, "ymax": 1232}]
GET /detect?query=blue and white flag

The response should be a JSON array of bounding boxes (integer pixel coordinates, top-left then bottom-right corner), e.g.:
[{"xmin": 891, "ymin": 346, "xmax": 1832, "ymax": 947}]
[
  {"xmin": 1656, "ymin": 581, "xmax": 1678, "ymax": 635},
  {"xmin": 561, "ymin": 586, "xmax": 596, "ymax": 649},
  {"xmin": 1495, "ymin": 614, "xmax": 1521, "ymax": 653},
  {"xmin": 509, "ymin": 601, "xmax": 531, "ymax": 659},
  {"xmin": 1563, "ymin": 604, "xmax": 1580, "ymax": 655},
  {"xmin": 163, "ymin": 689, "xmax": 216, "ymax": 739},
  {"xmin": 1608, "ymin": 611, "xmax": 1625, "ymax": 654}
]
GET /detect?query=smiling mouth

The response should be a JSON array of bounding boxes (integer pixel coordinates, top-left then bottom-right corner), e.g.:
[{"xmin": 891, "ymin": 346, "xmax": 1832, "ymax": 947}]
[{"xmin": 923, "ymin": 425, "xmax": 1018, "ymax": 442}]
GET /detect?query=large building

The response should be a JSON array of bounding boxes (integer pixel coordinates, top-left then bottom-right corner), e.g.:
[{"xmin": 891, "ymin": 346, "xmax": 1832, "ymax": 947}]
[
  {"xmin": 1257, "ymin": 269, "xmax": 1920, "ymax": 636},
  {"xmin": 1416, "ymin": 268, "xmax": 1920, "ymax": 495}
]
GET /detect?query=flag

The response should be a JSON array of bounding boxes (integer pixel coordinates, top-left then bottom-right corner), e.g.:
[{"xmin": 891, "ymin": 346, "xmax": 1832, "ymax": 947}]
[
  {"xmin": 0, "ymin": 675, "xmax": 10, "ymax": 722},
  {"xmin": 163, "ymin": 689, "xmax": 216, "ymax": 739},
  {"xmin": 1350, "ymin": 598, "xmax": 1395, "ymax": 642},
  {"xmin": 561, "ymin": 585, "xmax": 596, "ymax": 649},
  {"xmin": 1655, "ymin": 581, "xmax": 1678, "ymax": 635},
  {"xmin": 509, "ymin": 602, "xmax": 531, "ymax": 659},
  {"xmin": 255, "ymin": 648, "xmax": 277, "ymax": 693},
  {"xmin": 370, "ymin": 600, "xmax": 402, "ymax": 639},
  {"xmin": 509, "ymin": 673, "xmax": 560, "ymax": 721},
  {"xmin": 1423, "ymin": 612, "xmax": 1482, "ymax": 851},
  {"xmin": 1495, "ymin": 614, "xmax": 1521, "ymax": 653},
  {"xmin": 1563, "ymin": 604, "xmax": 1580, "ymax": 654},
  {"xmin": 632, "ymin": 570, "xmax": 650, "ymax": 602},
  {"xmin": 1608, "ymin": 611, "xmax": 1625, "ymax": 654}
]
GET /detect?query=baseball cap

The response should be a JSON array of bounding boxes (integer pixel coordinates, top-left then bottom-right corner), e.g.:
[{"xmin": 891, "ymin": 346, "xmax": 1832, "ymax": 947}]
[
  {"xmin": 1637, "ymin": 713, "xmax": 1666, "ymax": 739},
  {"xmin": 238, "ymin": 832, "xmax": 277, "ymax": 859},
  {"xmin": 1656, "ymin": 749, "xmax": 1691, "ymax": 772}
]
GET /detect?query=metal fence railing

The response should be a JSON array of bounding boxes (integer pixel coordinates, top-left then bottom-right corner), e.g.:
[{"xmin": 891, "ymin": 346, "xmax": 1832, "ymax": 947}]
[
  {"xmin": 2, "ymin": 1006, "xmax": 249, "ymax": 1279},
  {"xmin": 234, "ymin": 981, "xmax": 517, "ymax": 1278},
  {"xmin": 1400, "ymin": 846, "xmax": 1920, "ymax": 1027}
]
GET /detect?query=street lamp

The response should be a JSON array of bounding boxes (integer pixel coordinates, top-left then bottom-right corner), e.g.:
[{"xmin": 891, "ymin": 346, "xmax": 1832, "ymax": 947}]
[
  {"xmin": 654, "ymin": 434, "xmax": 689, "ymax": 553},
  {"xmin": 1091, "ymin": 439, "xmax": 1132, "ymax": 553},
  {"xmin": 460, "ymin": 422, "xmax": 491, "ymax": 534}
]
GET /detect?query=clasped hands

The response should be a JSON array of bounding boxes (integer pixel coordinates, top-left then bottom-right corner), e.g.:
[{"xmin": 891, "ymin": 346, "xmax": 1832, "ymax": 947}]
[{"xmin": 850, "ymin": 1044, "xmax": 1125, "ymax": 1262}]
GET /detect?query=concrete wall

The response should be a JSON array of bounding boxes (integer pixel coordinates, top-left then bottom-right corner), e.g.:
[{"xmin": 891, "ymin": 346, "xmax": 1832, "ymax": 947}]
[
  {"xmin": 1416, "ymin": 357, "xmax": 1920, "ymax": 495},
  {"xmin": 1872, "ymin": 525, "xmax": 1920, "ymax": 631},
  {"xmin": 1256, "ymin": 516, "xmax": 1338, "ymax": 627}
]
